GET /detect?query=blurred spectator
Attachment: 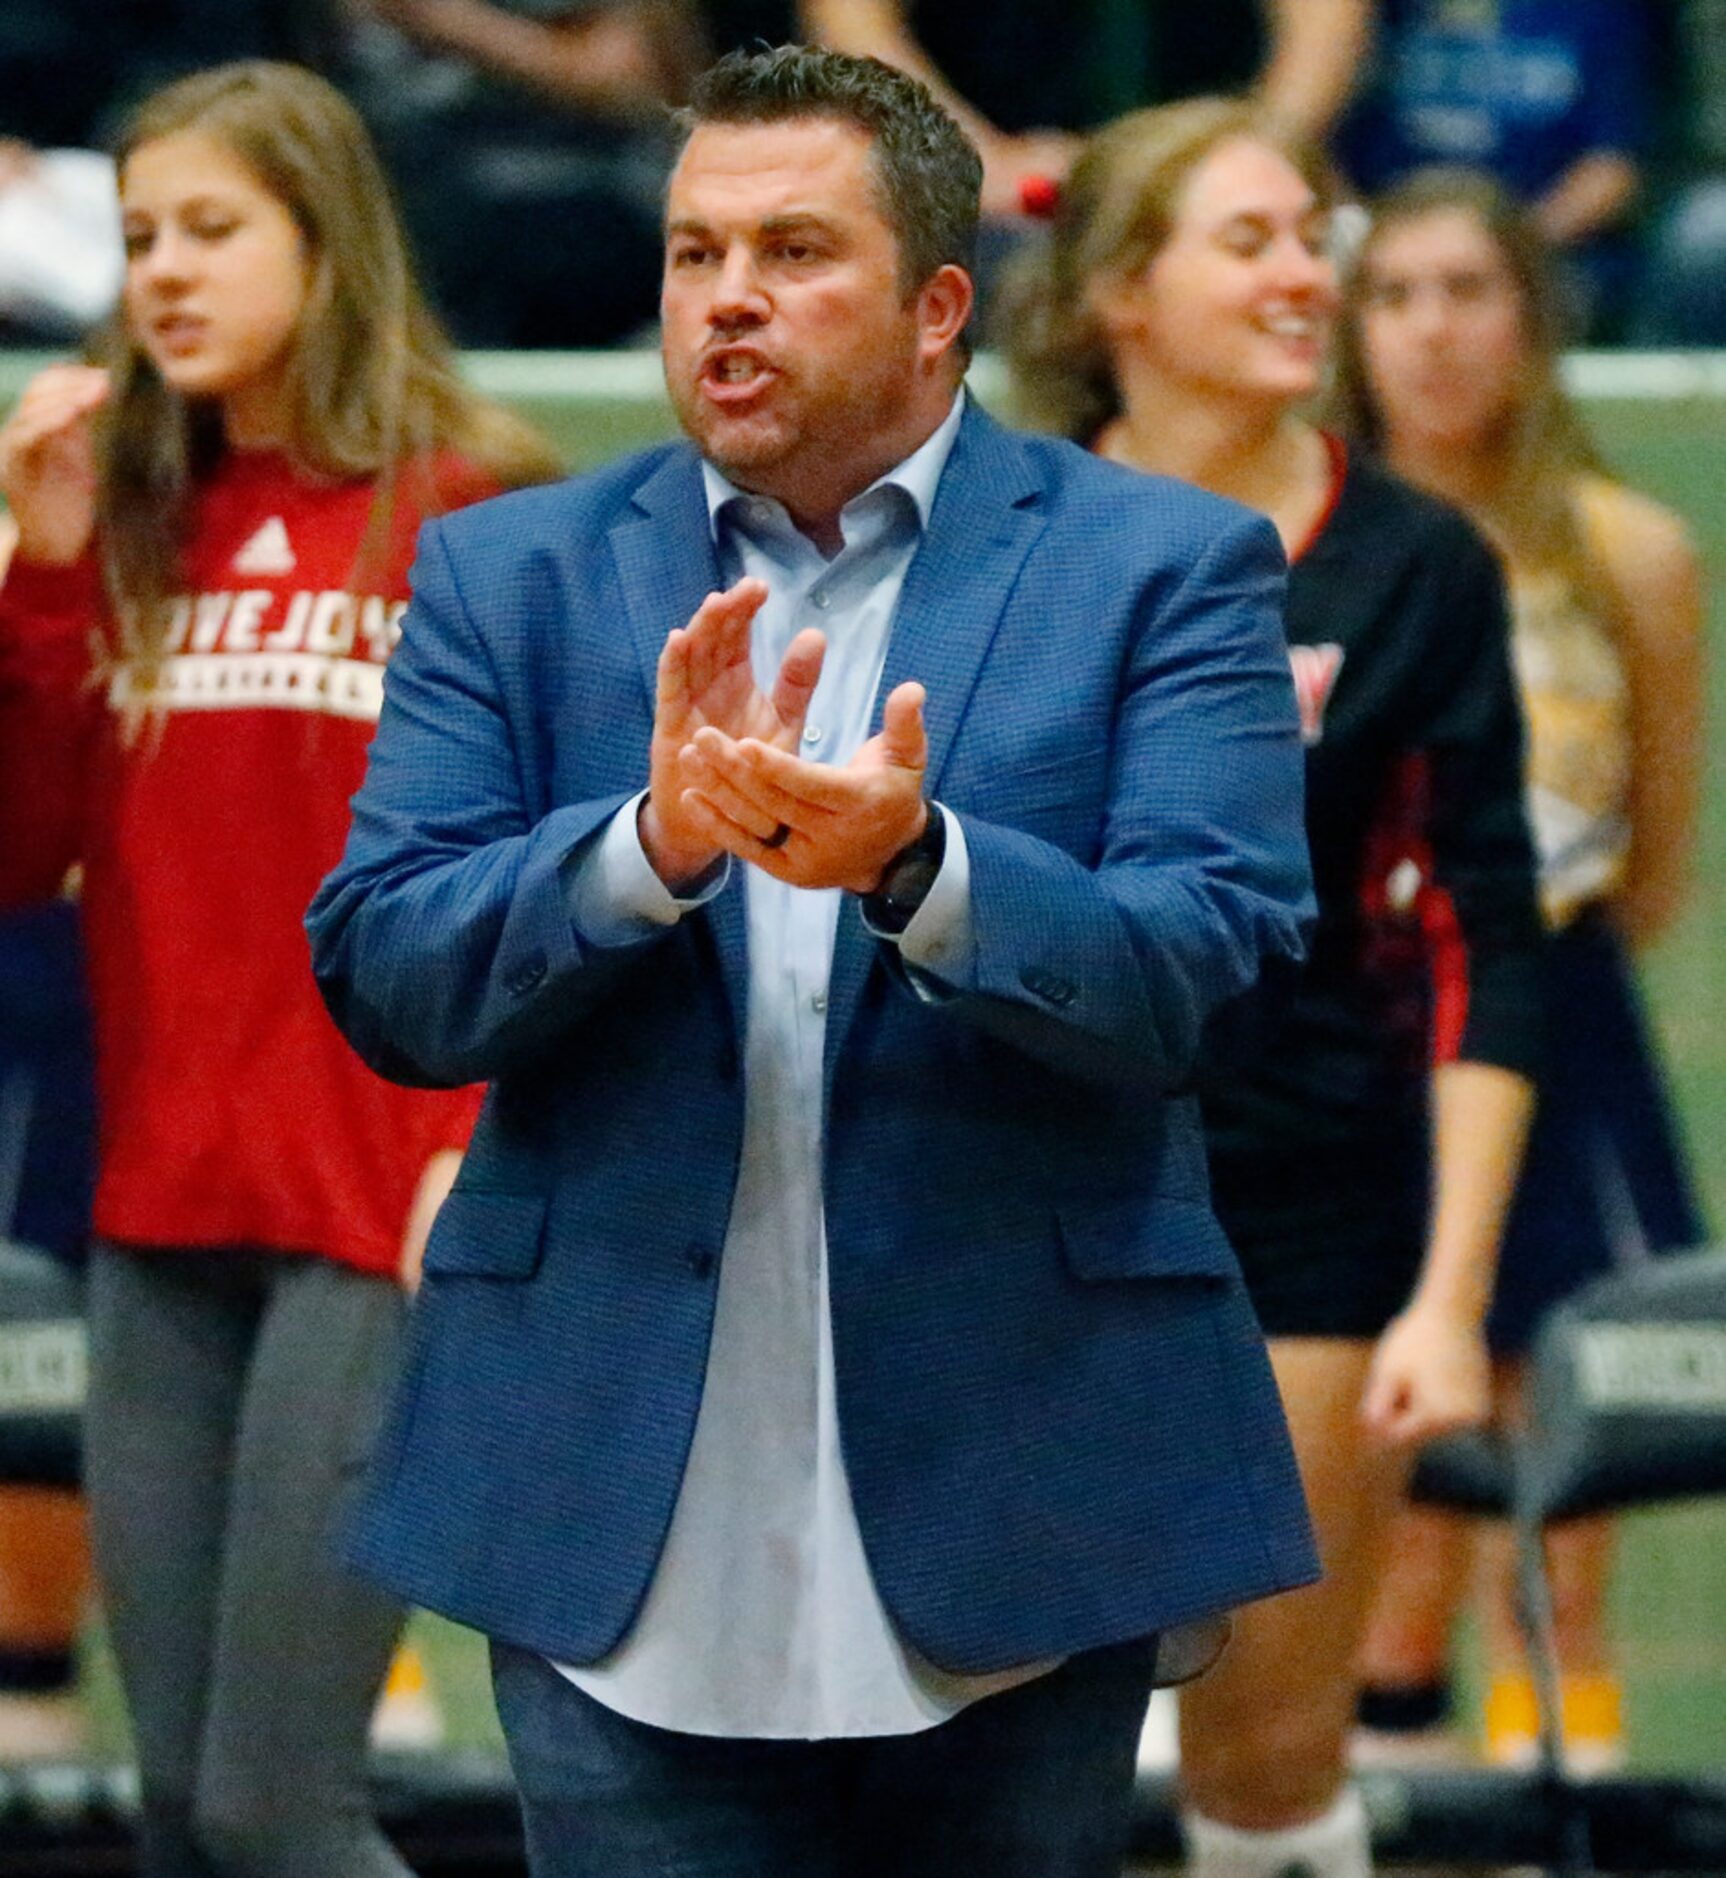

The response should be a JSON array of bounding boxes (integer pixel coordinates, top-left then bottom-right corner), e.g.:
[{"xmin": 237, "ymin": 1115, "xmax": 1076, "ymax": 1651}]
[
  {"xmin": 1631, "ymin": 0, "xmax": 1726, "ymax": 344},
  {"xmin": 1335, "ymin": 0, "xmax": 1653, "ymax": 338},
  {"xmin": 0, "ymin": 143, "xmax": 122, "ymax": 345},
  {"xmin": 804, "ymin": 0, "xmax": 1370, "ymax": 327},
  {"xmin": 0, "ymin": 0, "xmax": 338, "ymax": 347},
  {"xmin": 806, "ymin": 0, "xmax": 1371, "ymax": 214},
  {"xmin": 343, "ymin": 0, "xmax": 1374, "ymax": 345},
  {"xmin": 344, "ymin": 1, "xmax": 701, "ymax": 345}
]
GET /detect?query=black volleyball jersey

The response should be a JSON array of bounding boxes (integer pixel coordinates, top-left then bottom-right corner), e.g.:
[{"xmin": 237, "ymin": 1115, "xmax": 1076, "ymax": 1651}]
[{"xmin": 1199, "ymin": 441, "xmax": 1545, "ymax": 1192}]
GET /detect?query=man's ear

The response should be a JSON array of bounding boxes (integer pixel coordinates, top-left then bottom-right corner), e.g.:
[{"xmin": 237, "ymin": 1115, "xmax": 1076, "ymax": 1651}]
[{"xmin": 916, "ymin": 263, "xmax": 975, "ymax": 364}]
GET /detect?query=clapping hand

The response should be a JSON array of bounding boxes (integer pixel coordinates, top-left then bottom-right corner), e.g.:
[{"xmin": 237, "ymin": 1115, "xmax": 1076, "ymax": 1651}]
[
  {"xmin": 640, "ymin": 579, "xmax": 825, "ymax": 888},
  {"xmin": 677, "ymin": 679, "xmax": 930, "ymax": 896}
]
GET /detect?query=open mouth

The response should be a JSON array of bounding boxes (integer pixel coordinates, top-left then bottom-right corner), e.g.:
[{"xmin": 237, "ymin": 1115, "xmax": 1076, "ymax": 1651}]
[{"xmin": 701, "ymin": 348, "xmax": 776, "ymax": 402}]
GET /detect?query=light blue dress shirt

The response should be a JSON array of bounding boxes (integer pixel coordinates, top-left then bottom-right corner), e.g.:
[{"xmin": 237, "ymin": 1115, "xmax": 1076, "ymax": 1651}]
[{"xmin": 554, "ymin": 393, "xmax": 1053, "ymax": 1738}]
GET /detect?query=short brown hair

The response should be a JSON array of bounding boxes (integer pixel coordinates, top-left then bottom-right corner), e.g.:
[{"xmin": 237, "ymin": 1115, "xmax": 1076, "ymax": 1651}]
[{"xmin": 679, "ymin": 43, "xmax": 982, "ymax": 296}]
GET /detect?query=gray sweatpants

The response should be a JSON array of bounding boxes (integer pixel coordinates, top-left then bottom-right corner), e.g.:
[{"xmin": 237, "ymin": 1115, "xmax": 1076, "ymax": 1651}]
[{"xmin": 84, "ymin": 1244, "xmax": 414, "ymax": 1878}]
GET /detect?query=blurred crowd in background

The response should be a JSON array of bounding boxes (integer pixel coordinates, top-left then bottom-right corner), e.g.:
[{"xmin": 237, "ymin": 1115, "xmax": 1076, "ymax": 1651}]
[{"xmin": 7, "ymin": 0, "xmax": 1726, "ymax": 353}]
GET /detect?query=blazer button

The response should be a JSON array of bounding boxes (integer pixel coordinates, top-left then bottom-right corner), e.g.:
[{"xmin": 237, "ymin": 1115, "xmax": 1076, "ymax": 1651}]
[
  {"xmin": 685, "ymin": 1243, "xmax": 716, "ymax": 1279},
  {"xmin": 1021, "ymin": 967, "xmax": 1076, "ymax": 1007},
  {"xmin": 507, "ymin": 953, "xmax": 548, "ymax": 996}
]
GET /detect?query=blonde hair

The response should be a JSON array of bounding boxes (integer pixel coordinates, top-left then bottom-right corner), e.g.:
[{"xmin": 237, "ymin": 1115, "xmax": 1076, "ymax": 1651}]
[
  {"xmin": 1332, "ymin": 167, "xmax": 1603, "ymax": 577},
  {"xmin": 1003, "ymin": 97, "xmax": 1333, "ymax": 442},
  {"xmin": 96, "ymin": 60, "xmax": 563, "ymax": 687}
]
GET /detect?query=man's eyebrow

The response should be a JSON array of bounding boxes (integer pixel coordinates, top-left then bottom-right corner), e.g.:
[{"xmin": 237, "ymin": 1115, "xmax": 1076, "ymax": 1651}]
[
  {"xmin": 758, "ymin": 212, "xmax": 840, "ymax": 236},
  {"xmin": 665, "ymin": 211, "xmax": 843, "ymax": 238}
]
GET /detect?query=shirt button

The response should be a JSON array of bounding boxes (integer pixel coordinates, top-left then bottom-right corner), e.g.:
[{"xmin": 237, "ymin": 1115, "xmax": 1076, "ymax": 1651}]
[
  {"xmin": 802, "ymin": 724, "xmax": 824, "ymax": 746},
  {"xmin": 811, "ymin": 590, "xmax": 831, "ymax": 610},
  {"xmin": 810, "ymin": 992, "xmax": 828, "ymax": 1015}
]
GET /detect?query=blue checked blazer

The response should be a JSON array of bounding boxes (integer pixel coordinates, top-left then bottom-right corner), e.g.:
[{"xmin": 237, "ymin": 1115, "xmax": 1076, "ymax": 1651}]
[{"xmin": 308, "ymin": 400, "xmax": 1321, "ymax": 1675}]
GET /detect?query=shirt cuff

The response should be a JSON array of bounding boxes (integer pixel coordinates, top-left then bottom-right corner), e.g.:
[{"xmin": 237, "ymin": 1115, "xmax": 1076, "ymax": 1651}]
[
  {"xmin": 563, "ymin": 791, "xmax": 730, "ymax": 948},
  {"xmin": 865, "ymin": 805, "xmax": 975, "ymax": 991}
]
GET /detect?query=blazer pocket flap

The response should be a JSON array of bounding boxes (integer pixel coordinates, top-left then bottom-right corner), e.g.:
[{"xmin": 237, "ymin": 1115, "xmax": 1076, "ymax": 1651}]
[
  {"xmin": 1058, "ymin": 1197, "xmax": 1238, "ymax": 1285},
  {"xmin": 423, "ymin": 1189, "xmax": 550, "ymax": 1280}
]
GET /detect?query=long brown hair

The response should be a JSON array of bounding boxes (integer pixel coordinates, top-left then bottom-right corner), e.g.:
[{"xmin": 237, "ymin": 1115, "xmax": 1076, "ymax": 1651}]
[
  {"xmin": 96, "ymin": 60, "xmax": 563, "ymax": 686},
  {"xmin": 1002, "ymin": 97, "xmax": 1333, "ymax": 443},
  {"xmin": 1331, "ymin": 167, "xmax": 1603, "ymax": 576}
]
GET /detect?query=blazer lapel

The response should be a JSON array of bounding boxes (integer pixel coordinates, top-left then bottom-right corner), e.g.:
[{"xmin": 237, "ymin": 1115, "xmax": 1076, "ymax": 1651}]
[
  {"xmin": 823, "ymin": 406, "xmax": 1049, "ymax": 1085},
  {"xmin": 607, "ymin": 447, "xmax": 750, "ymax": 1021}
]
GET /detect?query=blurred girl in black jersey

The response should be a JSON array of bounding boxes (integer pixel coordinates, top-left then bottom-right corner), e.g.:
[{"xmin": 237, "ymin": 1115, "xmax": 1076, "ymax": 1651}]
[
  {"xmin": 1342, "ymin": 169, "xmax": 1705, "ymax": 1775},
  {"xmin": 1007, "ymin": 102, "xmax": 1544, "ymax": 1878}
]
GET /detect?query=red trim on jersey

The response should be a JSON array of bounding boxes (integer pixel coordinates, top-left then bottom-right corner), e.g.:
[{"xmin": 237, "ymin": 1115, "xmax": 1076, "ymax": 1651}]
[
  {"xmin": 1289, "ymin": 433, "xmax": 1348, "ymax": 566},
  {"xmin": 1357, "ymin": 752, "xmax": 1473, "ymax": 1067},
  {"xmin": 1420, "ymin": 874, "xmax": 1471, "ymax": 1064}
]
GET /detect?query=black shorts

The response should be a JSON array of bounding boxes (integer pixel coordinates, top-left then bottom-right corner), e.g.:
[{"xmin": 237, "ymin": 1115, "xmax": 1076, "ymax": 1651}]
[{"xmin": 1208, "ymin": 1138, "xmax": 1429, "ymax": 1340}]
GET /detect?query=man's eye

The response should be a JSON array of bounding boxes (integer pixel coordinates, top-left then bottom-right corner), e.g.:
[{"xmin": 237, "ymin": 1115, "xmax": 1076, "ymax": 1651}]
[{"xmin": 671, "ymin": 245, "xmax": 712, "ymax": 268}]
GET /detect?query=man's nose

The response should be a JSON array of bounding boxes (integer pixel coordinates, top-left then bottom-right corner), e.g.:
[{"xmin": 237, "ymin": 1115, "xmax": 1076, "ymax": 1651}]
[{"xmin": 708, "ymin": 246, "xmax": 768, "ymax": 323}]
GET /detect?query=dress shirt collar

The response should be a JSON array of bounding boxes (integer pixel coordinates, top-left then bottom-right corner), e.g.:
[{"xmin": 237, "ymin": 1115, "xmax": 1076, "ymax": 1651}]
[{"xmin": 700, "ymin": 389, "xmax": 966, "ymax": 551}]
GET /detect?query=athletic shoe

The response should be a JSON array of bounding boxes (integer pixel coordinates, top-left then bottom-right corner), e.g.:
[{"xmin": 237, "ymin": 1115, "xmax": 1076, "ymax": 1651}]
[
  {"xmin": 370, "ymin": 1640, "xmax": 444, "ymax": 1750},
  {"xmin": 1483, "ymin": 1670, "xmax": 1626, "ymax": 1776}
]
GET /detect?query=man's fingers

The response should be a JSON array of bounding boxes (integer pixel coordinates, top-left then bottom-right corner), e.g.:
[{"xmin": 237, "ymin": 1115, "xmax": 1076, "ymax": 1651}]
[
  {"xmin": 667, "ymin": 578, "xmax": 769, "ymax": 708},
  {"xmin": 656, "ymin": 625, "xmax": 694, "ymax": 719},
  {"xmin": 689, "ymin": 731, "xmax": 823, "ymax": 827},
  {"xmin": 878, "ymin": 682, "xmax": 928, "ymax": 770},
  {"xmin": 679, "ymin": 785, "xmax": 797, "ymax": 870},
  {"xmin": 771, "ymin": 627, "xmax": 826, "ymax": 730},
  {"xmin": 688, "ymin": 578, "xmax": 767, "ymax": 663},
  {"xmin": 679, "ymin": 744, "xmax": 789, "ymax": 842},
  {"xmin": 714, "ymin": 734, "xmax": 856, "ymax": 814}
]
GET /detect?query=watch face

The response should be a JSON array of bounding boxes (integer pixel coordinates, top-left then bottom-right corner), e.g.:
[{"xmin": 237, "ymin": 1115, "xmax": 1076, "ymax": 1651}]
[
  {"xmin": 865, "ymin": 807, "xmax": 944, "ymax": 932},
  {"xmin": 886, "ymin": 854, "xmax": 941, "ymax": 912}
]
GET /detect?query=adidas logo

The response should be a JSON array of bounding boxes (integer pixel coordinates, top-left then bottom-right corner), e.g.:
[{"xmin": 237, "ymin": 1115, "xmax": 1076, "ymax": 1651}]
[{"xmin": 232, "ymin": 516, "xmax": 296, "ymax": 576}]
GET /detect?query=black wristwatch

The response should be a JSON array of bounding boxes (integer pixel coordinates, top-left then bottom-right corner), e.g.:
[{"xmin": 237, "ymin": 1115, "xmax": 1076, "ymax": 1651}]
[{"xmin": 860, "ymin": 804, "xmax": 947, "ymax": 937}]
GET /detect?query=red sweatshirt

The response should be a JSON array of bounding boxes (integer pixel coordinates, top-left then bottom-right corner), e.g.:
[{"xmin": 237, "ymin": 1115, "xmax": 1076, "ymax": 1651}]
[{"xmin": 0, "ymin": 448, "xmax": 493, "ymax": 1278}]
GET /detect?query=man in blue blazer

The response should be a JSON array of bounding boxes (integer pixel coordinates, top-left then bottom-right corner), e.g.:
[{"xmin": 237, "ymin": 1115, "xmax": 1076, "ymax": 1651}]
[{"xmin": 311, "ymin": 43, "xmax": 1318, "ymax": 1878}]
